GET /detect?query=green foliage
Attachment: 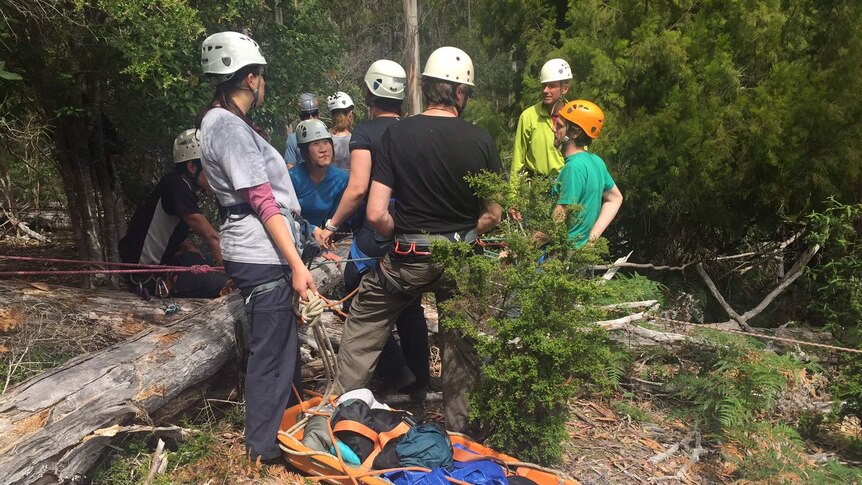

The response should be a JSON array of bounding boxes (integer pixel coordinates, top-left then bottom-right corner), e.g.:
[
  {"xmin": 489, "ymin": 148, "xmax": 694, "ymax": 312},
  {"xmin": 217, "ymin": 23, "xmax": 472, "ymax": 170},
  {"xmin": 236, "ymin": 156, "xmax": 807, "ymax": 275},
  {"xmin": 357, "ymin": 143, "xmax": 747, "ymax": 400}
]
[
  {"xmin": 611, "ymin": 398, "xmax": 655, "ymax": 423},
  {"xmin": 726, "ymin": 422, "xmax": 862, "ymax": 483},
  {"xmin": 806, "ymin": 198, "xmax": 862, "ymax": 340},
  {"xmin": 806, "ymin": 198, "xmax": 862, "ymax": 424},
  {"xmin": 665, "ymin": 330, "xmax": 805, "ymax": 435},
  {"xmin": 90, "ymin": 430, "xmax": 216, "ymax": 484},
  {"xmin": 0, "ymin": 349, "xmax": 73, "ymax": 391},
  {"xmin": 0, "ymin": 61, "xmax": 22, "ymax": 81},
  {"xmin": 90, "ymin": 435, "xmax": 152, "ymax": 484},
  {"xmin": 595, "ymin": 273, "xmax": 665, "ymax": 306},
  {"xmin": 434, "ymin": 171, "xmax": 655, "ymax": 464},
  {"xmin": 468, "ymin": 0, "xmax": 862, "ymax": 260}
]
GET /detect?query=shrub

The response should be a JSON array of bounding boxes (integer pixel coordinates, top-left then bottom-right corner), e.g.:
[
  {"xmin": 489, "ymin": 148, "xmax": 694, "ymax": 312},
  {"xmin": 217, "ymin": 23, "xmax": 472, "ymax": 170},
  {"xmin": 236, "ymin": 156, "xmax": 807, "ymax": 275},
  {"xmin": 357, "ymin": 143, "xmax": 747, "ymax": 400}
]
[{"xmin": 434, "ymin": 171, "xmax": 660, "ymax": 464}]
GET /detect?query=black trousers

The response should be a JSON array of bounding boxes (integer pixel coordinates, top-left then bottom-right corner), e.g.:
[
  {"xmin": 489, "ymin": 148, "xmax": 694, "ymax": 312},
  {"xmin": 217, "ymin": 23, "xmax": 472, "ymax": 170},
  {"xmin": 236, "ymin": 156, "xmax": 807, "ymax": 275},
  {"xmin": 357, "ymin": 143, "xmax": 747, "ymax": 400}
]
[
  {"xmin": 343, "ymin": 249, "xmax": 430, "ymax": 388},
  {"xmin": 224, "ymin": 260, "xmax": 302, "ymax": 461},
  {"xmin": 171, "ymin": 251, "xmax": 229, "ymax": 298}
]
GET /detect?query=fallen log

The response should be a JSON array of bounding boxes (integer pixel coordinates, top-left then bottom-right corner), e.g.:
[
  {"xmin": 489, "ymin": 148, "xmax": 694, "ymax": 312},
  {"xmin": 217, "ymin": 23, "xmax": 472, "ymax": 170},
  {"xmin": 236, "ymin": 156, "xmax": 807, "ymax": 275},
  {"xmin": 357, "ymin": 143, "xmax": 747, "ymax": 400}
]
[
  {"xmin": 0, "ymin": 293, "xmax": 245, "ymax": 484},
  {"xmin": 0, "ymin": 249, "xmax": 347, "ymax": 484},
  {"xmin": 0, "ymin": 279, "xmax": 212, "ymax": 338}
]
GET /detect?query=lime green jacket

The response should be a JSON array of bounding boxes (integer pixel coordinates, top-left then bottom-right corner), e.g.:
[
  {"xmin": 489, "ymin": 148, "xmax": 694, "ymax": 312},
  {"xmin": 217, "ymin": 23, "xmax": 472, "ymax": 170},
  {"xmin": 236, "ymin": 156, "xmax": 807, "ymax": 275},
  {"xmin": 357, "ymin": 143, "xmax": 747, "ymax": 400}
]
[{"xmin": 511, "ymin": 102, "xmax": 565, "ymax": 181}]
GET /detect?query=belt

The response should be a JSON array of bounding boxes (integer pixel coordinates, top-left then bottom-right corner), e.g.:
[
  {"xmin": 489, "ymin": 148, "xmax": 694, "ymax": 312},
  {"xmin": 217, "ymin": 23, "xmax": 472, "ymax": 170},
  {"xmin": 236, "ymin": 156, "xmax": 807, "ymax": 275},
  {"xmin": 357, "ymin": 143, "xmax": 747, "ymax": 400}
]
[
  {"xmin": 224, "ymin": 203, "xmax": 254, "ymax": 216},
  {"xmin": 394, "ymin": 228, "xmax": 477, "ymax": 246},
  {"xmin": 392, "ymin": 229, "xmax": 478, "ymax": 257}
]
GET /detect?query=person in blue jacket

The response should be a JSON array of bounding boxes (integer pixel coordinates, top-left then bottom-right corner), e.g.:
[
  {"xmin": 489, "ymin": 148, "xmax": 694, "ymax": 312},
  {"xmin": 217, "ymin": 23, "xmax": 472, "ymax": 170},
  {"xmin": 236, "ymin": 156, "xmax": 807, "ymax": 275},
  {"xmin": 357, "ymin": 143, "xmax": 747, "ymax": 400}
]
[{"xmin": 289, "ymin": 119, "xmax": 350, "ymax": 241}]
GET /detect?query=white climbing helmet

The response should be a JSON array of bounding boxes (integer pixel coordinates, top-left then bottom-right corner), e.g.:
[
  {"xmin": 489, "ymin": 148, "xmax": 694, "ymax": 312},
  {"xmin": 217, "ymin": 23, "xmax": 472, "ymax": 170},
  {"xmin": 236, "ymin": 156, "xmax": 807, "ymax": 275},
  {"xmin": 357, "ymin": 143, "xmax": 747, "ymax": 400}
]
[
  {"xmin": 422, "ymin": 46, "xmax": 474, "ymax": 86},
  {"xmin": 295, "ymin": 119, "xmax": 332, "ymax": 145},
  {"xmin": 364, "ymin": 60, "xmax": 407, "ymax": 100},
  {"xmin": 327, "ymin": 92, "xmax": 355, "ymax": 111},
  {"xmin": 200, "ymin": 32, "xmax": 267, "ymax": 80},
  {"xmin": 539, "ymin": 58, "xmax": 572, "ymax": 84},
  {"xmin": 173, "ymin": 129, "xmax": 201, "ymax": 164}
]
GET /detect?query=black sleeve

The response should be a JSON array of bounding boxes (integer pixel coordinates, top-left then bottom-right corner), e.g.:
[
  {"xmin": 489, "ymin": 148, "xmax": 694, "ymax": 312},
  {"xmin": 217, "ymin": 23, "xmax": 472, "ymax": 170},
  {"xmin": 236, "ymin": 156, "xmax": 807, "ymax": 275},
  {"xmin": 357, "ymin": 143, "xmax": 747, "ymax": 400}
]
[
  {"xmin": 349, "ymin": 123, "xmax": 372, "ymax": 152},
  {"xmin": 483, "ymin": 132, "xmax": 504, "ymax": 174},
  {"xmin": 371, "ymin": 127, "xmax": 395, "ymax": 189},
  {"xmin": 162, "ymin": 174, "xmax": 201, "ymax": 217}
]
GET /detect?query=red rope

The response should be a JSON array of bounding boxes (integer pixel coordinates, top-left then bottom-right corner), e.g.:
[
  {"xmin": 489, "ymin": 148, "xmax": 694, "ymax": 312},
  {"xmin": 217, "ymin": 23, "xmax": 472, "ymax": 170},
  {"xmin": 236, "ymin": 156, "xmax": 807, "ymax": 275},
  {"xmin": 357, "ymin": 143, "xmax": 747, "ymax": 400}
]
[
  {"xmin": 0, "ymin": 266, "xmax": 223, "ymax": 276},
  {"xmin": 0, "ymin": 254, "xmax": 224, "ymax": 276},
  {"xmin": 0, "ymin": 254, "xmax": 170, "ymax": 269}
]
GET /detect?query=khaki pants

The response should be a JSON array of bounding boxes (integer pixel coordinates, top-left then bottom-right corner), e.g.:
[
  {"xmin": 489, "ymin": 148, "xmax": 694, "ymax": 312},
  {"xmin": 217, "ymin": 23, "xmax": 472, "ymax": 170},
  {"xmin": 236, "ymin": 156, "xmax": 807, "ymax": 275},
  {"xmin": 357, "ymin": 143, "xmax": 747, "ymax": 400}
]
[{"xmin": 336, "ymin": 252, "xmax": 482, "ymax": 435}]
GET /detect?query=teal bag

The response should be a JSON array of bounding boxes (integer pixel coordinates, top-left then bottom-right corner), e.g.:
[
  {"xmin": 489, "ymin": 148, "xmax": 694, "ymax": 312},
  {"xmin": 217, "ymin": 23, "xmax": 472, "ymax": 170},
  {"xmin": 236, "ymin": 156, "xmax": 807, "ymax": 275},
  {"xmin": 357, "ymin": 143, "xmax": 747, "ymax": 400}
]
[{"xmin": 395, "ymin": 423, "xmax": 453, "ymax": 470}]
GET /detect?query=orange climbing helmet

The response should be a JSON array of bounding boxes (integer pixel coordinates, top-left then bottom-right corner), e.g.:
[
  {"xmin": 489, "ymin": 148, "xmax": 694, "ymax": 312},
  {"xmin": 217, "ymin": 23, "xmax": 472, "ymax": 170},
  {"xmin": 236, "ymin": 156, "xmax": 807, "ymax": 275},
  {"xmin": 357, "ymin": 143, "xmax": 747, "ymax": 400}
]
[{"xmin": 559, "ymin": 99, "xmax": 604, "ymax": 139}]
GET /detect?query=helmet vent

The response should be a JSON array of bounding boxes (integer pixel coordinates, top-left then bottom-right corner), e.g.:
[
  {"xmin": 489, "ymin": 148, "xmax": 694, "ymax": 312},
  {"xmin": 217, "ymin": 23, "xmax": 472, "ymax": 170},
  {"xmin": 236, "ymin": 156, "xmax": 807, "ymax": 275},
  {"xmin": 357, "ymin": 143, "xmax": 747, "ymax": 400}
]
[
  {"xmin": 222, "ymin": 57, "xmax": 231, "ymax": 67},
  {"xmin": 214, "ymin": 45, "xmax": 222, "ymax": 50}
]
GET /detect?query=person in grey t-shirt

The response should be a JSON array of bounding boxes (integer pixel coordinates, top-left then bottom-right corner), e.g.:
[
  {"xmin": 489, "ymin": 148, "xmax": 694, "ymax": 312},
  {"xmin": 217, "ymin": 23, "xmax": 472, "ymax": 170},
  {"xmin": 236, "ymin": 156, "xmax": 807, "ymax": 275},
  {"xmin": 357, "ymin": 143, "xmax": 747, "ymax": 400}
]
[
  {"xmin": 327, "ymin": 91, "xmax": 354, "ymax": 170},
  {"xmin": 198, "ymin": 31, "xmax": 317, "ymax": 465}
]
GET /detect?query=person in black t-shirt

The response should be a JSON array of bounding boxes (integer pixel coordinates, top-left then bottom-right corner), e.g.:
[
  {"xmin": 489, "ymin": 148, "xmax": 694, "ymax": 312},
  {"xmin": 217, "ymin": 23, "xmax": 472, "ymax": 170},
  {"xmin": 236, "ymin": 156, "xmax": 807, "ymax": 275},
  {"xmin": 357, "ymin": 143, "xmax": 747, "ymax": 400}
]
[
  {"xmin": 316, "ymin": 60, "xmax": 433, "ymax": 399},
  {"xmin": 118, "ymin": 129, "xmax": 227, "ymax": 298},
  {"xmin": 335, "ymin": 47, "xmax": 504, "ymax": 436}
]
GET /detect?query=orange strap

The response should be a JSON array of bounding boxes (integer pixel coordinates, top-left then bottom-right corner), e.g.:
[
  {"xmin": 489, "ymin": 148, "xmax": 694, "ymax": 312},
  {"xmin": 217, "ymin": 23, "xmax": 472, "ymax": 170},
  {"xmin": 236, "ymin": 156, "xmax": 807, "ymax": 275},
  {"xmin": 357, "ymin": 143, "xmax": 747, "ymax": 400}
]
[
  {"xmin": 360, "ymin": 421, "xmax": 412, "ymax": 470},
  {"xmin": 332, "ymin": 419, "xmax": 414, "ymax": 471},
  {"xmin": 332, "ymin": 420, "xmax": 380, "ymax": 444},
  {"xmin": 378, "ymin": 421, "xmax": 411, "ymax": 449}
]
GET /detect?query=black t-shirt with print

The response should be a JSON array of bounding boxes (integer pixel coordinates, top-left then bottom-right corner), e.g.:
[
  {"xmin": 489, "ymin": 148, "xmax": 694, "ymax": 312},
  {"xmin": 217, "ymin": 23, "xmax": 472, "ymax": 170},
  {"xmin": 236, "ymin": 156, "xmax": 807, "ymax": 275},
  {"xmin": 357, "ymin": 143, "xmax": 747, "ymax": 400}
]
[
  {"xmin": 373, "ymin": 114, "xmax": 503, "ymax": 235},
  {"xmin": 118, "ymin": 172, "xmax": 201, "ymax": 265}
]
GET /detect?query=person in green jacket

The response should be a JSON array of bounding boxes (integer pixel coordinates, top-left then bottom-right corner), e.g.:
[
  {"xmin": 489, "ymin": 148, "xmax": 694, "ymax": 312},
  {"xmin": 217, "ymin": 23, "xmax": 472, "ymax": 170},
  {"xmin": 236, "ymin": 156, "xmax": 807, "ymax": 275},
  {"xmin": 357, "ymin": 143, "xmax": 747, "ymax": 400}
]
[
  {"xmin": 551, "ymin": 99, "xmax": 623, "ymax": 247},
  {"xmin": 509, "ymin": 58, "xmax": 572, "ymax": 220}
]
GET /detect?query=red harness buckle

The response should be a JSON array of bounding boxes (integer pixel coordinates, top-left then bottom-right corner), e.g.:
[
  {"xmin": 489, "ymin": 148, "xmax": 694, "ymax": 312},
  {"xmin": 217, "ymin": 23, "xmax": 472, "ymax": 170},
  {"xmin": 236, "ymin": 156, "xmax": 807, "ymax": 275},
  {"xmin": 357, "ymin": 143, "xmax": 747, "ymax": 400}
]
[{"xmin": 393, "ymin": 241, "xmax": 432, "ymax": 256}]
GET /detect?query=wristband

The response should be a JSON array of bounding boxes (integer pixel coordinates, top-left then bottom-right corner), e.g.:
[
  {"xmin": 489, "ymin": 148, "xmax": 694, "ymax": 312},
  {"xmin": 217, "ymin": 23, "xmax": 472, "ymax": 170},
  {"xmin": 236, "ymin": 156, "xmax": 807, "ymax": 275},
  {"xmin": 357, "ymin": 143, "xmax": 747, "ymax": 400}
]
[{"xmin": 324, "ymin": 219, "xmax": 339, "ymax": 232}]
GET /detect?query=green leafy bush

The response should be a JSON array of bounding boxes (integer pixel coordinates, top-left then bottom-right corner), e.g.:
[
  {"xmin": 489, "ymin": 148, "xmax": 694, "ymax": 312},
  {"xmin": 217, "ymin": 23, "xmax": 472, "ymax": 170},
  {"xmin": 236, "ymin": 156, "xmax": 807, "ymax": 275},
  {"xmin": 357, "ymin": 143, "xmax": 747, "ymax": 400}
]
[
  {"xmin": 434, "ymin": 171, "xmax": 659, "ymax": 464},
  {"xmin": 666, "ymin": 330, "xmax": 806, "ymax": 435},
  {"xmin": 806, "ymin": 199, "xmax": 862, "ymax": 425},
  {"xmin": 725, "ymin": 422, "xmax": 862, "ymax": 483}
]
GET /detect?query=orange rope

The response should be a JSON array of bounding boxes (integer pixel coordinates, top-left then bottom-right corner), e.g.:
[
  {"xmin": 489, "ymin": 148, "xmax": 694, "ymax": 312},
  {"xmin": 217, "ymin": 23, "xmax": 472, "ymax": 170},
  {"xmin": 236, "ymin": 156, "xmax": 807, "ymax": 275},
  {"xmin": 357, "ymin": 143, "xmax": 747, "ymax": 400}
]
[{"xmin": 324, "ymin": 411, "xmax": 360, "ymax": 485}]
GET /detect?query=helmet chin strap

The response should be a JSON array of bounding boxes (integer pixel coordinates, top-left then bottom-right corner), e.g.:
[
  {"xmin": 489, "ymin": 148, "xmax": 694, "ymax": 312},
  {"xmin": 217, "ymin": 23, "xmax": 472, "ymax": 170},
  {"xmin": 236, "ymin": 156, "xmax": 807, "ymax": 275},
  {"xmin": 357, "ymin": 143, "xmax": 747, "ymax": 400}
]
[{"xmin": 248, "ymin": 87, "xmax": 260, "ymax": 110}]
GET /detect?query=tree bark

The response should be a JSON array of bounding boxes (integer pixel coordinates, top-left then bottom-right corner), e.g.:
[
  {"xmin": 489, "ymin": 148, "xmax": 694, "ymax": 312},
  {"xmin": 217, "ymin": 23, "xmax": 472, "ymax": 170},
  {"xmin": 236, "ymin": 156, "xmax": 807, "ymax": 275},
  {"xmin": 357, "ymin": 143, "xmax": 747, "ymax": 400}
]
[
  {"xmin": 402, "ymin": 0, "xmax": 421, "ymax": 115},
  {"xmin": 0, "ymin": 294, "xmax": 245, "ymax": 485}
]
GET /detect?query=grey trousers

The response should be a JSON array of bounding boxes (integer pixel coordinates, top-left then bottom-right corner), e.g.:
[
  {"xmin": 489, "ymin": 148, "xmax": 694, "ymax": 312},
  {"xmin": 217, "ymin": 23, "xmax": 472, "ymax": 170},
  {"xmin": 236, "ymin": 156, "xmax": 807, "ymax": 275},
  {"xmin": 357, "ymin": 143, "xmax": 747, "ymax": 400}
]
[{"xmin": 336, "ymin": 252, "xmax": 481, "ymax": 435}]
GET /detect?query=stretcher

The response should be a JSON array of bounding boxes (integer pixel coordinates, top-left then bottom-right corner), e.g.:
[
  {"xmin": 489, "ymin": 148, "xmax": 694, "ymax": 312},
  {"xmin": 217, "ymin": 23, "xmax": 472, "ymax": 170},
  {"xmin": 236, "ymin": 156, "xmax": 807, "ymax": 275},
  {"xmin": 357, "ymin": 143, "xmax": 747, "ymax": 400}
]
[{"xmin": 277, "ymin": 394, "xmax": 580, "ymax": 485}]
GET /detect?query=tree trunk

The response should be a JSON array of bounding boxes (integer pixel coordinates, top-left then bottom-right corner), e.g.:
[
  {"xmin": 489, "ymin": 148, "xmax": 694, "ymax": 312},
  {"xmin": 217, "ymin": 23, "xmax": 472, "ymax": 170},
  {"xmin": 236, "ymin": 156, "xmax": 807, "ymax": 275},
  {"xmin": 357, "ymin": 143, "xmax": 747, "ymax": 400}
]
[
  {"xmin": 402, "ymin": 0, "xmax": 421, "ymax": 115},
  {"xmin": 0, "ymin": 249, "xmax": 347, "ymax": 484}
]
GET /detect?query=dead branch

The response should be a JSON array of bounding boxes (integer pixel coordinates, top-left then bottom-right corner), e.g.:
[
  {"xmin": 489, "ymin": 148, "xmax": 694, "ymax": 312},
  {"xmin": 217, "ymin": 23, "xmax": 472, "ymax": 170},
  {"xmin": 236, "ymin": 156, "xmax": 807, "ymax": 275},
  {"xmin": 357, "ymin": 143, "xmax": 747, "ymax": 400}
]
[
  {"xmin": 739, "ymin": 244, "xmax": 820, "ymax": 322},
  {"xmin": 142, "ymin": 438, "xmax": 167, "ymax": 485},
  {"xmin": 648, "ymin": 431, "xmax": 693, "ymax": 465},
  {"xmin": 599, "ymin": 251, "xmax": 632, "ymax": 282},
  {"xmin": 88, "ymin": 424, "xmax": 198, "ymax": 443},
  {"xmin": 601, "ymin": 300, "xmax": 660, "ymax": 311},
  {"xmin": 590, "ymin": 261, "xmax": 691, "ymax": 272},
  {"xmin": 595, "ymin": 313, "xmax": 688, "ymax": 344},
  {"xmin": 696, "ymin": 263, "xmax": 752, "ymax": 331}
]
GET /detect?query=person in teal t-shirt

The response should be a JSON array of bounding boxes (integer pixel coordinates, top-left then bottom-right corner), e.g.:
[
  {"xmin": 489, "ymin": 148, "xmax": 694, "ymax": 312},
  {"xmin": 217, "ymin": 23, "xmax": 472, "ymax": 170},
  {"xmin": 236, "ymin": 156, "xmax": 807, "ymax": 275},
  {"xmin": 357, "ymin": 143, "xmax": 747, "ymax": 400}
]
[{"xmin": 551, "ymin": 100, "xmax": 623, "ymax": 247}]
